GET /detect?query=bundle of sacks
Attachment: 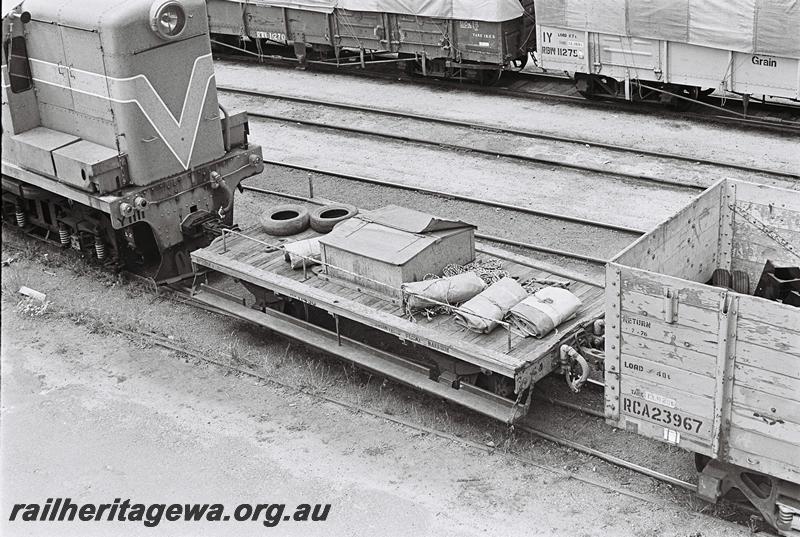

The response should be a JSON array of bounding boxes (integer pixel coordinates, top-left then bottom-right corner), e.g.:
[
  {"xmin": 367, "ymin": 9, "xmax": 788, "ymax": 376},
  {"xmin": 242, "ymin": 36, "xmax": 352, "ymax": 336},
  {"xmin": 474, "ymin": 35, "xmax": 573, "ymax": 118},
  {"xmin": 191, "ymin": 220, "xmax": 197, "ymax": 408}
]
[
  {"xmin": 508, "ymin": 287, "xmax": 583, "ymax": 338},
  {"xmin": 453, "ymin": 277, "xmax": 528, "ymax": 334},
  {"xmin": 407, "ymin": 273, "xmax": 583, "ymax": 338},
  {"xmin": 402, "ymin": 272, "xmax": 487, "ymax": 311}
]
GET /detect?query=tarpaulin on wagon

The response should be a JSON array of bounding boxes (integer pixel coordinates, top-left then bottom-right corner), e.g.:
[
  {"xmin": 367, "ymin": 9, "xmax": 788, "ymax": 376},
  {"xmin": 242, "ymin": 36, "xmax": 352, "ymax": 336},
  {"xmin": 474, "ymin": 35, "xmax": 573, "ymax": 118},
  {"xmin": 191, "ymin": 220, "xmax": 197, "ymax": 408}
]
[
  {"xmin": 233, "ymin": 0, "xmax": 525, "ymax": 21},
  {"xmin": 334, "ymin": 0, "xmax": 524, "ymax": 22},
  {"xmin": 232, "ymin": 0, "xmax": 336, "ymax": 14},
  {"xmin": 534, "ymin": 0, "xmax": 800, "ymax": 58}
]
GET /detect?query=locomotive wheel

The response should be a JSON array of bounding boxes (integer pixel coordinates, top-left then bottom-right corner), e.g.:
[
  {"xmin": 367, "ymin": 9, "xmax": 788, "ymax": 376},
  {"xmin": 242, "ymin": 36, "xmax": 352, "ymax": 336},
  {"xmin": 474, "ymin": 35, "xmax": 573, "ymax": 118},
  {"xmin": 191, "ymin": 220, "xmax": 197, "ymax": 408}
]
[
  {"xmin": 260, "ymin": 204, "xmax": 310, "ymax": 236},
  {"xmin": 309, "ymin": 203, "xmax": 358, "ymax": 233}
]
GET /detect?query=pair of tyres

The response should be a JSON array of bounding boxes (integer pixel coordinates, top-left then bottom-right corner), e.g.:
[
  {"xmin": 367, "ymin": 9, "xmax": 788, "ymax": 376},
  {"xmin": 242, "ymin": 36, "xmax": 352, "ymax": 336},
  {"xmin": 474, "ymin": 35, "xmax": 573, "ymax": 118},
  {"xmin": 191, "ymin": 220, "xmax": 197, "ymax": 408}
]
[
  {"xmin": 261, "ymin": 203, "xmax": 358, "ymax": 236},
  {"xmin": 711, "ymin": 268, "xmax": 750, "ymax": 294}
]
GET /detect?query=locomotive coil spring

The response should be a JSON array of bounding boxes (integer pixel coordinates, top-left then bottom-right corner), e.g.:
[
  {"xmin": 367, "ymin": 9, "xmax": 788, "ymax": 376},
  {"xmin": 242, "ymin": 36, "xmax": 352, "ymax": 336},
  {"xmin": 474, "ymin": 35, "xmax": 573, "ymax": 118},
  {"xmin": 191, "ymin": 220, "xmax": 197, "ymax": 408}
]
[
  {"xmin": 59, "ymin": 226, "xmax": 70, "ymax": 246},
  {"xmin": 15, "ymin": 205, "xmax": 26, "ymax": 227},
  {"xmin": 778, "ymin": 506, "xmax": 794, "ymax": 526},
  {"xmin": 94, "ymin": 235, "xmax": 106, "ymax": 261}
]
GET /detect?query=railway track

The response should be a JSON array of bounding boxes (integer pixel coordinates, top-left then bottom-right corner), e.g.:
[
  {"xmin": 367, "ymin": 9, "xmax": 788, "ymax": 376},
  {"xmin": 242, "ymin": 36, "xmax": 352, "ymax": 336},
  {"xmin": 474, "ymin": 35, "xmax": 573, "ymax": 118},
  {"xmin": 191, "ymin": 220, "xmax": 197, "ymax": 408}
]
[
  {"xmin": 124, "ymin": 296, "xmax": 698, "ymax": 496},
  {"xmin": 213, "ymin": 46, "xmax": 800, "ymax": 136},
  {"xmin": 1, "ymin": 222, "xmax": 762, "ymax": 532},
  {"xmin": 218, "ymin": 85, "xmax": 800, "ymax": 186},
  {"xmin": 241, "ymin": 182, "xmax": 615, "ymax": 267},
  {"xmin": 124, "ymin": 288, "xmax": 764, "ymax": 525}
]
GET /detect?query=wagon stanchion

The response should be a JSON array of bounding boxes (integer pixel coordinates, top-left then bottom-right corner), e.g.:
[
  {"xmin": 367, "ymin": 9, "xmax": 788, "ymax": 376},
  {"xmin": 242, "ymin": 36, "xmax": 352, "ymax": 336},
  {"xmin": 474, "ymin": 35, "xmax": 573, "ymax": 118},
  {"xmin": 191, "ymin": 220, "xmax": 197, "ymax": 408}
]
[{"xmin": 207, "ymin": 229, "xmax": 526, "ymax": 351}]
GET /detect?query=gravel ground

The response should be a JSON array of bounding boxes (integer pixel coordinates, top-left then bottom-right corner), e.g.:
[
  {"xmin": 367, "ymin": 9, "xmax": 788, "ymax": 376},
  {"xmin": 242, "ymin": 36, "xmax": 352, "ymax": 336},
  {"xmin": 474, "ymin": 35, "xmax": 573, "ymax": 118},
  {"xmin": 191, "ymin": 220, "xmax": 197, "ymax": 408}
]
[
  {"xmin": 241, "ymin": 117, "xmax": 694, "ymax": 232},
  {"xmin": 214, "ymin": 61, "xmax": 800, "ymax": 174},
  {"xmin": 1, "ymin": 234, "xmax": 758, "ymax": 537},
  {"xmin": 1, "ymin": 54, "xmax": 789, "ymax": 537},
  {"xmin": 221, "ymin": 91, "xmax": 798, "ymax": 190},
  {"xmin": 238, "ymin": 169, "xmax": 624, "ymax": 274}
]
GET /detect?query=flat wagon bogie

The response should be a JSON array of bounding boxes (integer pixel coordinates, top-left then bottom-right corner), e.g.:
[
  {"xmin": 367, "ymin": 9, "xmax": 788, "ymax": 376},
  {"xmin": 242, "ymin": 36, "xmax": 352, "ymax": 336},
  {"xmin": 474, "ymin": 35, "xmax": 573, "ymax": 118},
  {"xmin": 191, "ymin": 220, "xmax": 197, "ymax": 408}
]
[{"xmin": 605, "ymin": 178, "xmax": 800, "ymax": 532}]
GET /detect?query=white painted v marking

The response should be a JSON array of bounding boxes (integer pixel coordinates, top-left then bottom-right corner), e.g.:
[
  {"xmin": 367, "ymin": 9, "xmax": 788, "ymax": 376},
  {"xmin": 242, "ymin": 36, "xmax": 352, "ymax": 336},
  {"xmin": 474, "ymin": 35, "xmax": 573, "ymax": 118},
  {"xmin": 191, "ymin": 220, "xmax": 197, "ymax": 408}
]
[{"xmin": 14, "ymin": 53, "xmax": 216, "ymax": 170}]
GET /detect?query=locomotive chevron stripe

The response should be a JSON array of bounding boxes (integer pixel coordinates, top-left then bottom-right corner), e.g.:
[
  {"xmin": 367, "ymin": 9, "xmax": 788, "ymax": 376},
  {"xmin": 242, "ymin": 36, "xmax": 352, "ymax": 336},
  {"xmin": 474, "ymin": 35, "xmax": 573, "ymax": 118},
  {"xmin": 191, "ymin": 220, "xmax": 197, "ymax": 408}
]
[{"xmin": 6, "ymin": 54, "xmax": 215, "ymax": 170}]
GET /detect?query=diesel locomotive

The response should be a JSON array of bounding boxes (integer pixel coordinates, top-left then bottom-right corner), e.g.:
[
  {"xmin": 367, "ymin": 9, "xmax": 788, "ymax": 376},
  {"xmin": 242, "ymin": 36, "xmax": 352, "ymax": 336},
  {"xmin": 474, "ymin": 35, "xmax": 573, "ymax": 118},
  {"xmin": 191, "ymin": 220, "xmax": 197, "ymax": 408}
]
[{"xmin": 1, "ymin": 0, "xmax": 264, "ymax": 282}]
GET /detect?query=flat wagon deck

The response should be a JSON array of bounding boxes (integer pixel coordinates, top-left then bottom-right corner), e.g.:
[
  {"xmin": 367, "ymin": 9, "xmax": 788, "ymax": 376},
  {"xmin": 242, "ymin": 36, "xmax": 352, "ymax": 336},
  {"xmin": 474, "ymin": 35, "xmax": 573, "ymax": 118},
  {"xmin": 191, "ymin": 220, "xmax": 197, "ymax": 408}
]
[{"xmin": 190, "ymin": 223, "xmax": 604, "ymax": 423}]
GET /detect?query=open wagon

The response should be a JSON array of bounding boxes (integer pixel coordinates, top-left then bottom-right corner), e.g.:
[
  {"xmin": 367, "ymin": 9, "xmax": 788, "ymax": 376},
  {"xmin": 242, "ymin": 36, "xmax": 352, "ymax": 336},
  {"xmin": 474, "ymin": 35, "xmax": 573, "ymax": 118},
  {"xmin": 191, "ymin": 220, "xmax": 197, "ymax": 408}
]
[
  {"xmin": 605, "ymin": 178, "xmax": 800, "ymax": 534},
  {"xmin": 189, "ymin": 205, "xmax": 604, "ymax": 423},
  {"xmin": 206, "ymin": 0, "xmax": 536, "ymax": 80}
]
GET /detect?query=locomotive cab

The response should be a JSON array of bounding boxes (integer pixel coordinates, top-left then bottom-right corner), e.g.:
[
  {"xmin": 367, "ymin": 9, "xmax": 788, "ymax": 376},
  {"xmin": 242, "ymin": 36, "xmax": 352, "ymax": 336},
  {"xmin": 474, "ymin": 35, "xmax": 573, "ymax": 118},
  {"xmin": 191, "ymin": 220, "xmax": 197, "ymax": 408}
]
[{"xmin": 2, "ymin": 0, "xmax": 263, "ymax": 282}]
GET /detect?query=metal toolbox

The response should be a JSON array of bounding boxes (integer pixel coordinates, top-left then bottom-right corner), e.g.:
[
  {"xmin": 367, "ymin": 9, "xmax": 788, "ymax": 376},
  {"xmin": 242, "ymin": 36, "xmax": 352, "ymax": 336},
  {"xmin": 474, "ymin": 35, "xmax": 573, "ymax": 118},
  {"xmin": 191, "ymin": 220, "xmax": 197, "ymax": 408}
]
[{"xmin": 318, "ymin": 205, "xmax": 476, "ymax": 300}]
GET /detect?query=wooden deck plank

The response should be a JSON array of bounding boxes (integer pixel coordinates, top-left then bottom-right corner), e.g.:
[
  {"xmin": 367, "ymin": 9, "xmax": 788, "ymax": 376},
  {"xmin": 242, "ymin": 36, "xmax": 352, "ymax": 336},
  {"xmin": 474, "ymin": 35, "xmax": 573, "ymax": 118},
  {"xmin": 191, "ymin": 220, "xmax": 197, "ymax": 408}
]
[{"xmin": 192, "ymin": 225, "xmax": 605, "ymax": 372}]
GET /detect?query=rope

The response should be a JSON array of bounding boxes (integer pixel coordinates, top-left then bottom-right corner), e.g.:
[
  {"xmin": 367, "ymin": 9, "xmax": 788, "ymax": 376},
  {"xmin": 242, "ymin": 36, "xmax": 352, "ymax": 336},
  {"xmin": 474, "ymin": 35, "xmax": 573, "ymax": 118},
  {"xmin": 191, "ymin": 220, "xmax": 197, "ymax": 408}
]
[
  {"xmin": 440, "ymin": 258, "xmax": 509, "ymax": 284},
  {"xmin": 218, "ymin": 229, "xmax": 517, "ymax": 333}
]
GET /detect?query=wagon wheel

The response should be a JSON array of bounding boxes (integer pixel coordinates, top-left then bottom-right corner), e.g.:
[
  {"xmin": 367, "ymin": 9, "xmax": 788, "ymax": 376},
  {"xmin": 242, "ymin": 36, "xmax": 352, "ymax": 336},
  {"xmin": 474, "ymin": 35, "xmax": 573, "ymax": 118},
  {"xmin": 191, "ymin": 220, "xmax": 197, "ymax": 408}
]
[
  {"xmin": 575, "ymin": 73, "xmax": 597, "ymax": 99},
  {"xmin": 694, "ymin": 453, "xmax": 711, "ymax": 472},
  {"xmin": 480, "ymin": 68, "xmax": 503, "ymax": 86},
  {"xmin": 485, "ymin": 374, "xmax": 515, "ymax": 399},
  {"xmin": 403, "ymin": 59, "xmax": 423, "ymax": 78},
  {"xmin": 671, "ymin": 86, "xmax": 701, "ymax": 111},
  {"xmin": 711, "ymin": 268, "xmax": 733, "ymax": 289},
  {"xmin": 731, "ymin": 270, "xmax": 750, "ymax": 294}
]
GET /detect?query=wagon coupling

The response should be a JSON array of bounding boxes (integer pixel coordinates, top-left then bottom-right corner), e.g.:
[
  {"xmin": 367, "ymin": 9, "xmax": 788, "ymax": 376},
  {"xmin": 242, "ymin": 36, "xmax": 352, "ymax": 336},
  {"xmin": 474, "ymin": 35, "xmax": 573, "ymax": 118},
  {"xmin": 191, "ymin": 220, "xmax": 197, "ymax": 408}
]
[{"xmin": 559, "ymin": 344, "xmax": 590, "ymax": 393}]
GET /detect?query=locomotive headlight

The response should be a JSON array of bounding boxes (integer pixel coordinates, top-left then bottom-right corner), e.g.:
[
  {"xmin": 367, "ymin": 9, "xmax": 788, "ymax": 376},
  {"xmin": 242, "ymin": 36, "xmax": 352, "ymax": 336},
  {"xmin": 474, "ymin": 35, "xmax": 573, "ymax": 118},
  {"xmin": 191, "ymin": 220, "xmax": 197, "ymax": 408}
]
[{"xmin": 149, "ymin": 1, "xmax": 186, "ymax": 39}]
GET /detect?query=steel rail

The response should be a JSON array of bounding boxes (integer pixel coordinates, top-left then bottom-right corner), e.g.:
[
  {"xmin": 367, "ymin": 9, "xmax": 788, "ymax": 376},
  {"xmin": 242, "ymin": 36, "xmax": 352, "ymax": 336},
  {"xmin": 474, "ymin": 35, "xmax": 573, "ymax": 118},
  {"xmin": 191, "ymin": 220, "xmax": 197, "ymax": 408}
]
[
  {"xmin": 241, "ymin": 184, "xmax": 611, "ymax": 265},
  {"xmin": 215, "ymin": 47, "xmax": 800, "ymax": 138},
  {"xmin": 243, "ymin": 110, "xmax": 711, "ymax": 190},
  {"xmin": 516, "ymin": 423, "xmax": 698, "ymax": 492},
  {"xmin": 114, "ymin": 313, "xmax": 699, "ymax": 497},
  {"xmin": 2, "ymin": 226, "xmax": 739, "ymax": 521},
  {"xmin": 218, "ymin": 88, "xmax": 799, "ymax": 181},
  {"xmin": 533, "ymin": 394, "xmax": 606, "ymax": 418},
  {"xmin": 252, "ymin": 159, "xmax": 647, "ymax": 235}
]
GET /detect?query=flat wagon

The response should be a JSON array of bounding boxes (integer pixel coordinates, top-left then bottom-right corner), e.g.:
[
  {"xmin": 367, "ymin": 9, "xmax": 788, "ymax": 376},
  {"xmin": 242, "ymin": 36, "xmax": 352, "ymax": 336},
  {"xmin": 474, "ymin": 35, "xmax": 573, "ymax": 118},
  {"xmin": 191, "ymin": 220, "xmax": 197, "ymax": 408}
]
[
  {"xmin": 206, "ymin": 0, "xmax": 535, "ymax": 81},
  {"xmin": 189, "ymin": 206, "xmax": 604, "ymax": 423},
  {"xmin": 605, "ymin": 178, "xmax": 800, "ymax": 534},
  {"xmin": 534, "ymin": 0, "xmax": 800, "ymax": 106}
]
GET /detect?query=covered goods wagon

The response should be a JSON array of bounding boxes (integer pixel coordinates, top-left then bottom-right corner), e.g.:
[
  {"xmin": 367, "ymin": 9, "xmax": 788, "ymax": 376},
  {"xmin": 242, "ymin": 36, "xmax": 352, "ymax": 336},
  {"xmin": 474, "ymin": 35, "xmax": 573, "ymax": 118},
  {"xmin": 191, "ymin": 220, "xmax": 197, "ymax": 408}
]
[{"xmin": 535, "ymin": 0, "xmax": 800, "ymax": 105}]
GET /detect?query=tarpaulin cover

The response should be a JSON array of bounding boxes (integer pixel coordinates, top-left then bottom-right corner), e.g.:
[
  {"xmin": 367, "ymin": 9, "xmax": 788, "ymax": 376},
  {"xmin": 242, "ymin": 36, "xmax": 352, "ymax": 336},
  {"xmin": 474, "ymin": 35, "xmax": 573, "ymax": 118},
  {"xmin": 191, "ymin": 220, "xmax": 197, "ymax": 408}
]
[
  {"xmin": 364, "ymin": 205, "xmax": 474, "ymax": 234},
  {"xmin": 284, "ymin": 236, "xmax": 322, "ymax": 269},
  {"xmin": 535, "ymin": 0, "xmax": 800, "ymax": 58},
  {"xmin": 230, "ymin": 0, "xmax": 524, "ymax": 21},
  {"xmin": 2, "ymin": 0, "xmax": 23, "ymax": 18},
  {"xmin": 453, "ymin": 277, "xmax": 527, "ymax": 334},
  {"xmin": 243, "ymin": 0, "xmax": 336, "ymax": 13},
  {"xmin": 402, "ymin": 272, "xmax": 487, "ymax": 311},
  {"xmin": 509, "ymin": 287, "xmax": 582, "ymax": 338}
]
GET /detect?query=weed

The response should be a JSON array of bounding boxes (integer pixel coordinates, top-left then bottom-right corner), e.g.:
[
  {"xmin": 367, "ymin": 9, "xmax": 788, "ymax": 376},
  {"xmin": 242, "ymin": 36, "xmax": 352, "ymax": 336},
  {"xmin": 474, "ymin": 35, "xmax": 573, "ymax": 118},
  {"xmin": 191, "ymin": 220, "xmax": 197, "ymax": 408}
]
[{"xmin": 15, "ymin": 296, "xmax": 50, "ymax": 318}]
